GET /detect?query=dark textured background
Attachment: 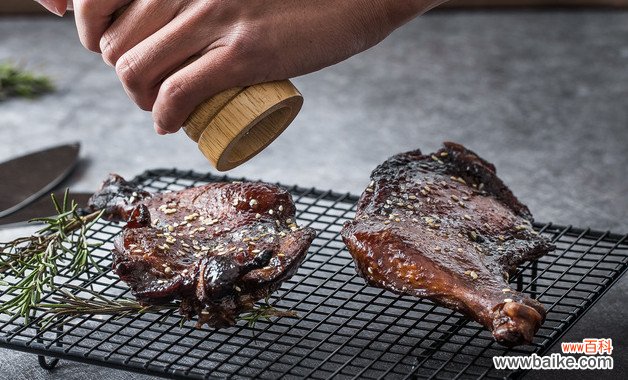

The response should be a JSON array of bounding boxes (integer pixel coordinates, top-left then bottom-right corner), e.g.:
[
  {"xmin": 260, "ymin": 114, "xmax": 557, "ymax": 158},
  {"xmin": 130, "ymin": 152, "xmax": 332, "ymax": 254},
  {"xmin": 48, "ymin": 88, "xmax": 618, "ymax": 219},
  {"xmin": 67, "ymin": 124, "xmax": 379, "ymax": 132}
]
[{"xmin": 0, "ymin": 10, "xmax": 626, "ymax": 379}]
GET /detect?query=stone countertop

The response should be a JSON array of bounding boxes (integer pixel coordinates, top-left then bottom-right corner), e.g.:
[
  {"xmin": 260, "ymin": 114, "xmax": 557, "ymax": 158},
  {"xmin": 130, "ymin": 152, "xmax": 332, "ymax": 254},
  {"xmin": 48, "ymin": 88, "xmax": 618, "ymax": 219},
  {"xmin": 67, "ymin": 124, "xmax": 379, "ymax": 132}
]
[{"xmin": 0, "ymin": 10, "xmax": 626, "ymax": 380}]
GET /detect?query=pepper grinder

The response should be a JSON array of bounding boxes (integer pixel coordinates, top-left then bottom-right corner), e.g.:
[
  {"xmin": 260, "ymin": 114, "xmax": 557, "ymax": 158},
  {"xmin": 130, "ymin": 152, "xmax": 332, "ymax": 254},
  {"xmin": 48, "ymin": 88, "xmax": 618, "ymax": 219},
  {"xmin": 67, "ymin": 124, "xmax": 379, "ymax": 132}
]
[{"xmin": 181, "ymin": 80, "xmax": 303, "ymax": 171}]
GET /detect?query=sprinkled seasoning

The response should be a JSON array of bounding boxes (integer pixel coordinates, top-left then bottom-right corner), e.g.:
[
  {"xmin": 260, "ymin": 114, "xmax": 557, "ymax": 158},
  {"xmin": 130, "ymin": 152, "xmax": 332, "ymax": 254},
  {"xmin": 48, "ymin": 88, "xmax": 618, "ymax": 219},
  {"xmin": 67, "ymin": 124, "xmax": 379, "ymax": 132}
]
[
  {"xmin": 278, "ymin": 205, "xmax": 284, "ymax": 212},
  {"xmin": 451, "ymin": 195, "xmax": 459, "ymax": 202},
  {"xmin": 249, "ymin": 199, "xmax": 258, "ymax": 207},
  {"xmin": 440, "ymin": 151, "xmax": 448, "ymax": 157},
  {"xmin": 502, "ymin": 288, "xmax": 511, "ymax": 293},
  {"xmin": 185, "ymin": 213, "xmax": 199, "ymax": 221},
  {"xmin": 408, "ymin": 195, "xmax": 417, "ymax": 200},
  {"xmin": 463, "ymin": 214, "xmax": 472, "ymax": 221},
  {"xmin": 268, "ymin": 209, "xmax": 274, "ymax": 215},
  {"xmin": 232, "ymin": 199, "xmax": 239, "ymax": 206},
  {"xmin": 503, "ymin": 298, "xmax": 513, "ymax": 303},
  {"xmin": 465, "ymin": 270, "xmax": 478, "ymax": 280},
  {"xmin": 457, "ymin": 248, "xmax": 464, "ymax": 253},
  {"xmin": 515, "ymin": 225, "xmax": 528, "ymax": 231},
  {"xmin": 255, "ymin": 213, "xmax": 261, "ymax": 219}
]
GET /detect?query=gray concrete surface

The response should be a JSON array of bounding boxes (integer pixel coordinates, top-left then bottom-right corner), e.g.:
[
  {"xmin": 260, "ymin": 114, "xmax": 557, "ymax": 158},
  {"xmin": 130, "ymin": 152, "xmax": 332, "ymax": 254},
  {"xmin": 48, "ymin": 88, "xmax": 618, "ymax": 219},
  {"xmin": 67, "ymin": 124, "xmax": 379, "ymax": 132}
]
[{"xmin": 0, "ymin": 10, "xmax": 626, "ymax": 380}]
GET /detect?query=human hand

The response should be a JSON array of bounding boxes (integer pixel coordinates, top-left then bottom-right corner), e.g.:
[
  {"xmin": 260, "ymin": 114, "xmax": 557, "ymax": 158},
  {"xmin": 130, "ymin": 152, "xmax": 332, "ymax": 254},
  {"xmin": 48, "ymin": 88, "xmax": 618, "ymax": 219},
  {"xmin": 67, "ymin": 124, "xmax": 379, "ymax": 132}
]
[{"xmin": 41, "ymin": 1, "xmax": 444, "ymax": 135}]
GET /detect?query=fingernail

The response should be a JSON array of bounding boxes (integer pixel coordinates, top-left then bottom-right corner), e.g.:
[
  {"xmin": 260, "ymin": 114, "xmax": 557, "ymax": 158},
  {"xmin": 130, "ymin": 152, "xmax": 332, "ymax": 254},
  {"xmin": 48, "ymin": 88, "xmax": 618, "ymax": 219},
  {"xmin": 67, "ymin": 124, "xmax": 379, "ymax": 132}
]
[{"xmin": 35, "ymin": 0, "xmax": 66, "ymax": 17}]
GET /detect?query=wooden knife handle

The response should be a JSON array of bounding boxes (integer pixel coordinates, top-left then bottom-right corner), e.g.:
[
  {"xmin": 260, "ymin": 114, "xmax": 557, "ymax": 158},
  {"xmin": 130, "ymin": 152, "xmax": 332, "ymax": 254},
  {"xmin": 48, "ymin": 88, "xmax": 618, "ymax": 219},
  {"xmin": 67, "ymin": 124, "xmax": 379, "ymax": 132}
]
[{"xmin": 112, "ymin": 7, "xmax": 303, "ymax": 171}]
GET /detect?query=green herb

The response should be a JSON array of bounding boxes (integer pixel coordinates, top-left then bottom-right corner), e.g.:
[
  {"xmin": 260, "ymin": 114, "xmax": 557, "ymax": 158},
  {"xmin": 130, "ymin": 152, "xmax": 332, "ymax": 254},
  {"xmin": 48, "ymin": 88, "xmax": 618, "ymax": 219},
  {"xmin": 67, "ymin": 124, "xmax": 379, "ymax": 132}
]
[
  {"xmin": 239, "ymin": 297, "xmax": 298, "ymax": 327},
  {"xmin": 0, "ymin": 62, "xmax": 54, "ymax": 101},
  {"xmin": 0, "ymin": 190, "xmax": 103, "ymax": 322},
  {"xmin": 38, "ymin": 285, "xmax": 179, "ymax": 321},
  {"xmin": 37, "ymin": 287, "xmax": 297, "ymax": 329}
]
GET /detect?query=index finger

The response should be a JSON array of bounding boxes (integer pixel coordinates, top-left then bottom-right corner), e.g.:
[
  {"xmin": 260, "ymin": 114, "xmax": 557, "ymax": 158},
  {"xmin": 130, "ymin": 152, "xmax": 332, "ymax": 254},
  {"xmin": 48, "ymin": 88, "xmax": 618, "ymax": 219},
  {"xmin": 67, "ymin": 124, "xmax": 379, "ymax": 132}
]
[{"xmin": 73, "ymin": 0, "xmax": 132, "ymax": 52}]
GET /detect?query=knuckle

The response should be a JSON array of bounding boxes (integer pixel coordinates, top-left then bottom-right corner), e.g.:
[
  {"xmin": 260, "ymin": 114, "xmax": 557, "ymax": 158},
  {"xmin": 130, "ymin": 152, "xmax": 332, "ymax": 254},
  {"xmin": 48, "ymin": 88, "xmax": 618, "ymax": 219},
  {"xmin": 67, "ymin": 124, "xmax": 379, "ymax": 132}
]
[
  {"xmin": 160, "ymin": 78, "xmax": 190, "ymax": 109},
  {"xmin": 153, "ymin": 78, "xmax": 192, "ymax": 128},
  {"xmin": 75, "ymin": 0, "xmax": 102, "ymax": 51},
  {"xmin": 115, "ymin": 52, "xmax": 143, "ymax": 90},
  {"xmin": 116, "ymin": 53, "xmax": 154, "ymax": 111},
  {"xmin": 99, "ymin": 32, "xmax": 119, "ymax": 65}
]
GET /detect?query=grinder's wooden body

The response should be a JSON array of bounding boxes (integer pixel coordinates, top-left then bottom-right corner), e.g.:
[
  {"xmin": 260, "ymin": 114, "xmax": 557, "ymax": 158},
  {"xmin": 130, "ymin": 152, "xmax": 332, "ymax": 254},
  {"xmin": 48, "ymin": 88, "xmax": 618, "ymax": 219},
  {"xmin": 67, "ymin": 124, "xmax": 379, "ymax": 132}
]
[{"xmin": 182, "ymin": 80, "xmax": 302, "ymax": 171}]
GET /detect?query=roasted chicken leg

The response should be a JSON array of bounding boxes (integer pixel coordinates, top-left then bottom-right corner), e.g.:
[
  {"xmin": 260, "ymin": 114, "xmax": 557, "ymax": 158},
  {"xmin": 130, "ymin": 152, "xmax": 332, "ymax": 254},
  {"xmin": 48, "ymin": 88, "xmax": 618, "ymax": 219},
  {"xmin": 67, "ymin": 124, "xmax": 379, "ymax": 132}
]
[
  {"xmin": 341, "ymin": 142, "xmax": 554, "ymax": 346},
  {"xmin": 88, "ymin": 174, "xmax": 315, "ymax": 327}
]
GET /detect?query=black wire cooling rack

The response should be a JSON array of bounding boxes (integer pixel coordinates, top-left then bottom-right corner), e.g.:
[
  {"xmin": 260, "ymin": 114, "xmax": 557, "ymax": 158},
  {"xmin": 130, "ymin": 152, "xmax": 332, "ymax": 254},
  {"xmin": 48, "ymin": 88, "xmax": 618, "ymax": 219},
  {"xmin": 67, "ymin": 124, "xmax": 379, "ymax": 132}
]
[{"xmin": 1, "ymin": 169, "xmax": 626, "ymax": 379}]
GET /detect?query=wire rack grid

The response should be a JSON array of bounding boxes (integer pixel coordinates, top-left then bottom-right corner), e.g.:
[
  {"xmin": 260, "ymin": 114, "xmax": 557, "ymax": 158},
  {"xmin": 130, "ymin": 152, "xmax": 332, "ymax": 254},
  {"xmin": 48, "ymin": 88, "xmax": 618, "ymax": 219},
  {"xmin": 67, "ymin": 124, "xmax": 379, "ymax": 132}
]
[{"xmin": 0, "ymin": 169, "xmax": 626, "ymax": 379}]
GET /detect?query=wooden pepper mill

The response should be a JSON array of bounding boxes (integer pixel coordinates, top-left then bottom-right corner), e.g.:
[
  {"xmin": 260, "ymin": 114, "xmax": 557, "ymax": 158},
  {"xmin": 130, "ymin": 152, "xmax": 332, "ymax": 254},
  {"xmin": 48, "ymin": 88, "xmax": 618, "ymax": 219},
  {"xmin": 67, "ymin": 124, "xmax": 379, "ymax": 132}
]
[{"xmin": 181, "ymin": 80, "xmax": 303, "ymax": 171}]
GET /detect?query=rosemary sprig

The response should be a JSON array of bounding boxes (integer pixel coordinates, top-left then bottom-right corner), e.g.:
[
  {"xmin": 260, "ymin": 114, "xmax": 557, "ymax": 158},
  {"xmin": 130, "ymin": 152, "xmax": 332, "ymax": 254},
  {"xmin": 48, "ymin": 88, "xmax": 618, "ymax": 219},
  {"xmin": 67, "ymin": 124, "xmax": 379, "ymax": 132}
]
[
  {"xmin": 239, "ymin": 298, "xmax": 298, "ymax": 328},
  {"xmin": 36, "ymin": 286, "xmax": 297, "ymax": 328},
  {"xmin": 0, "ymin": 190, "xmax": 103, "ymax": 322},
  {"xmin": 38, "ymin": 286, "xmax": 179, "ymax": 320},
  {"xmin": 0, "ymin": 62, "xmax": 54, "ymax": 101}
]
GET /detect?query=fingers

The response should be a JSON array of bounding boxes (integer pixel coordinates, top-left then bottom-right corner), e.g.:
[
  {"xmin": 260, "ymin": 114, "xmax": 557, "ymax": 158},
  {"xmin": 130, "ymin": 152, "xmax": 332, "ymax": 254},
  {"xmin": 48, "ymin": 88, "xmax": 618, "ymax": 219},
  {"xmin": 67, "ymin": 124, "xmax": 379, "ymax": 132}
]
[
  {"xmin": 73, "ymin": 0, "xmax": 132, "ymax": 52},
  {"xmin": 100, "ymin": 1, "xmax": 179, "ymax": 66},
  {"xmin": 152, "ymin": 46, "xmax": 251, "ymax": 134},
  {"xmin": 34, "ymin": 0, "xmax": 69, "ymax": 16},
  {"xmin": 115, "ymin": 14, "xmax": 215, "ymax": 112}
]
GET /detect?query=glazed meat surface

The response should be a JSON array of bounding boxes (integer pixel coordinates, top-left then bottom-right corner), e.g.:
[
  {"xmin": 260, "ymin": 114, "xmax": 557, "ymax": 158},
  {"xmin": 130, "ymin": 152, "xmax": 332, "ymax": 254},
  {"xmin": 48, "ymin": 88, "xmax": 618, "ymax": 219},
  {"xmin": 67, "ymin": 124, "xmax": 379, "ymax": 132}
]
[
  {"xmin": 341, "ymin": 142, "xmax": 554, "ymax": 346},
  {"xmin": 89, "ymin": 175, "xmax": 315, "ymax": 327}
]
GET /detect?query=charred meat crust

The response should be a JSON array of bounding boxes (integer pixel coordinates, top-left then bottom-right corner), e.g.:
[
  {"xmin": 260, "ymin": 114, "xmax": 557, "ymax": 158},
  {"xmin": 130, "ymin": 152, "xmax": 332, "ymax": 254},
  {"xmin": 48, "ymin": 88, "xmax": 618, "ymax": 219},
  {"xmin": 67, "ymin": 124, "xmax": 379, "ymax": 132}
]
[
  {"xmin": 89, "ymin": 175, "xmax": 316, "ymax": 328},
  {"xmin": 341, "ymin": 142, "xmax": 554, "ymax": 346}
]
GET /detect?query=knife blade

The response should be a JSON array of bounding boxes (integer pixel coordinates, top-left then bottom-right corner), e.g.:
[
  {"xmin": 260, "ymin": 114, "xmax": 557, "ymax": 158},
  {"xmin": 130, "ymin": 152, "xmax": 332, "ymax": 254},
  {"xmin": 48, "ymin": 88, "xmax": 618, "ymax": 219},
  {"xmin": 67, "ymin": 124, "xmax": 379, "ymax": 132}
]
[
  {"xmin": 0, "ymin": 143, "xmax": 80, "ymax": 218},
  {"xmin": 0, "ymin": 191, "xmax": 92, "ymax": 228}
]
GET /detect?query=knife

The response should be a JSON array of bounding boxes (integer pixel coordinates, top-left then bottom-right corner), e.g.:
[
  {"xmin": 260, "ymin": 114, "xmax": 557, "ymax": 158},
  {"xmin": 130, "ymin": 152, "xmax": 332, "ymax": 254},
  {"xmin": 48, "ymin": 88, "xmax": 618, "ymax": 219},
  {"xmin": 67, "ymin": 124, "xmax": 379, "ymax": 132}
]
[
  {"xmin": 0, "ymin": 191, "xmax": 92, "ymax": 228},
  {"xmin": 0, "ymin": 143, "xmax": 80, "ymax": 218}
]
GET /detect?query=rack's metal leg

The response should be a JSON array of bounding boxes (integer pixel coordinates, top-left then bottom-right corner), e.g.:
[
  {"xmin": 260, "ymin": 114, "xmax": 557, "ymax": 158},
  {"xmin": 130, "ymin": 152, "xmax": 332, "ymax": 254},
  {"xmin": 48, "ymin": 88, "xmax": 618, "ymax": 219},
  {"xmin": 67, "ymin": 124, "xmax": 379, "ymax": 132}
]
[
  {"xmin": 35, "ymin": 318, "xmax": 63, "ymax": 371},
  {"xmin": 37, "ymin": 355, "xmax": 59, "ymax": 370}
]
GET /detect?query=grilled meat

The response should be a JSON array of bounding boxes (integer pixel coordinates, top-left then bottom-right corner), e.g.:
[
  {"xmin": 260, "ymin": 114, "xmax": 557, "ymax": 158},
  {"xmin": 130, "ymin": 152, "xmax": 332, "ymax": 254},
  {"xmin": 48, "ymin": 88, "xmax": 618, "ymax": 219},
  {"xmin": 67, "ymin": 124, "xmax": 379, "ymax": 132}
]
[
  {"xmin": 88, "ymin": 174, "xmax": 315, "ymax": 327},
  {"xmin": 341, "ymin": 142, "xmax": 554, "ymax": 346}
]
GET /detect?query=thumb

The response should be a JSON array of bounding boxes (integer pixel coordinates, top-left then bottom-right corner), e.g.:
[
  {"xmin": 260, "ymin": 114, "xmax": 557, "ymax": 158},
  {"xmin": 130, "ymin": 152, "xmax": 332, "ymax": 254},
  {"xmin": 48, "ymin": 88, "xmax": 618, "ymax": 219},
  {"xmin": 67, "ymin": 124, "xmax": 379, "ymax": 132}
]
[{"xmin": 34, "ymin": 0, "xmax": 72, "ymax": 17}]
